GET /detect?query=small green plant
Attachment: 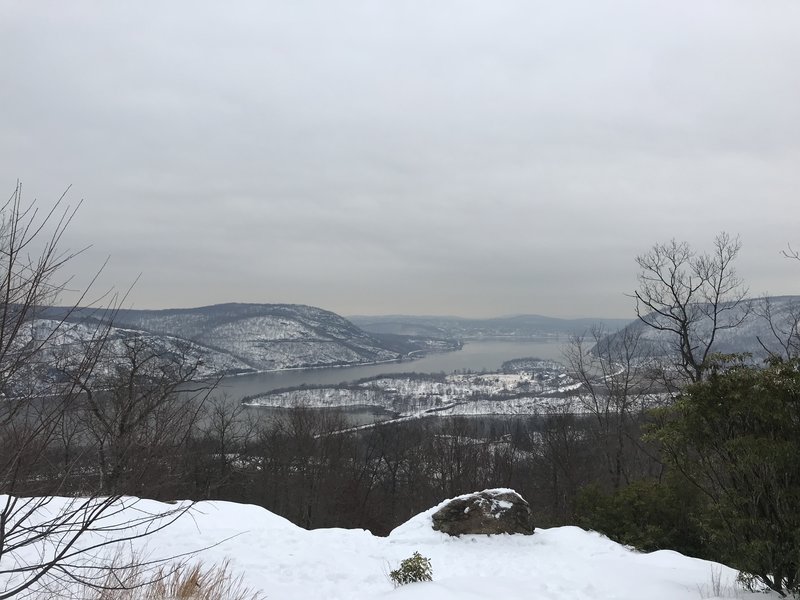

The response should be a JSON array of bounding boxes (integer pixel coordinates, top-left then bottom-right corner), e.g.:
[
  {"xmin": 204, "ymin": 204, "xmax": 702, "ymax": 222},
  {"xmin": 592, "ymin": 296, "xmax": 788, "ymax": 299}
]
[{"xmin": 389, "ymin": 552, "xmax": 433, "ymax": 587}]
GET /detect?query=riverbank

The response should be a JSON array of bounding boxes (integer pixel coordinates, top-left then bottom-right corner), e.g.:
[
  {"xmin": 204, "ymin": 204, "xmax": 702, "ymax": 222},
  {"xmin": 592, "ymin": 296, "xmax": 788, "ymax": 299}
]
[{"xmin": 217, "ymin": 339, "xmax": 571, "ymax": 404}]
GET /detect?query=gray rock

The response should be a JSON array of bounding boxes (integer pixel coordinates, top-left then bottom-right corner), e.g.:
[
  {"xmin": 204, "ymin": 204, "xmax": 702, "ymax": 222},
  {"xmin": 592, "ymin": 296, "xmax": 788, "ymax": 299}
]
[{"xmin": 431, "ymin": 489, "xmax": 535, "ymax": 536}]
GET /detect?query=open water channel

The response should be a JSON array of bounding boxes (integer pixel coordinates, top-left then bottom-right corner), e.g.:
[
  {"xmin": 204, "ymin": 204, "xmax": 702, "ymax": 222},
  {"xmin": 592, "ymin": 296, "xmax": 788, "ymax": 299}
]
[{"xmin": 218, "ymin": 339, "xmax": 569, "ymax": 404}]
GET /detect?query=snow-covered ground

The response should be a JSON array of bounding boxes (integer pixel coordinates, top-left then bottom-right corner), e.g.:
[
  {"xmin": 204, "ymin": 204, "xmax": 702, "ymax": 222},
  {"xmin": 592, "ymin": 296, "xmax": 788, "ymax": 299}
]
[
  {"xmin": 1, "ymin": 494, "xmax": 775, "ymax": 600},
  {"xmin": 244, "ymin": 368, "xmax": 666, "ymax": 418},
  {"xmin": 245, "ymin": 368, "xmax": 573, "ymax": 408}
]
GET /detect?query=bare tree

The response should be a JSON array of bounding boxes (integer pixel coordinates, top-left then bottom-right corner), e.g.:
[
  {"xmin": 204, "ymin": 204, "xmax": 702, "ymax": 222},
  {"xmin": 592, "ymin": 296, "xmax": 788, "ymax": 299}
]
[
  {"xmin": 0, "ymin": 183, "xmax": 196, "ymax": 598},
  {"xmin": 751, "ymin": 244, "xmax": 800, "ymax": 360},
  {"xmin": 533, "ymin": 405, "xmax": 592, "ymax": 523},
  {"xmin": 633, "ymin": 232, "xmax": 750, "ymax": 383},
  {"xmin": 189, "ymin": 395, "xmax": 259, "ymax": 501},
  {"xmin": 753, "ymin": 296, "xmax": 800, "ymax": 361},
  {"xmin": 68, "ymin": 336, "xmax": 218, "ymax": 497},
  {"xmin": 563, "ymin": 326, "xmax": 660, "ymax": 490}
]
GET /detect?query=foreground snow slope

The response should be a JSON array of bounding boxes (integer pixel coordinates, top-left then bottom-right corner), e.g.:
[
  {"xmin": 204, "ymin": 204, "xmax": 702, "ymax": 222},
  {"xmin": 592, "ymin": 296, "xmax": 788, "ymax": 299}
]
[{"xmin": 3, "ymin": 495, "xmax": 778, "ymax": 600}]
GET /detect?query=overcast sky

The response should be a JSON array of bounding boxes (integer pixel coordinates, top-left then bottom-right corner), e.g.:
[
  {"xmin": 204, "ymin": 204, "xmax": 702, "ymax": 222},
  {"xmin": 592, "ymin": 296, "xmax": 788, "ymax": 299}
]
[{"xmin": 1, "ymin": 1, "xmax": 799, "ymax": 318}]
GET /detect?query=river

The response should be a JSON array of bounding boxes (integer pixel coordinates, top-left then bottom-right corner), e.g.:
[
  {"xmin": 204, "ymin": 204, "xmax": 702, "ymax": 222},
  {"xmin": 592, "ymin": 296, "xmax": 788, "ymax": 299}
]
[{"xmin": 217, "ymin": 338, "xmax": 569, "ymax": 403}]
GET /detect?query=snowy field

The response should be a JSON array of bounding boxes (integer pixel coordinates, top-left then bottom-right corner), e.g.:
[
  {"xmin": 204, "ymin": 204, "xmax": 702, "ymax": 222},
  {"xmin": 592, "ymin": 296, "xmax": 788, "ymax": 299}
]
[
  {"xmin": 243, "ymin": 369, "xmax": 667, "ymax": 419},
  {"xmin": 1, "ymin": 494, "xmax": 778, "ymax": 600},
  {"xmin": 244, "ymin": 368, "xmax": 577, "ymax": 409}
]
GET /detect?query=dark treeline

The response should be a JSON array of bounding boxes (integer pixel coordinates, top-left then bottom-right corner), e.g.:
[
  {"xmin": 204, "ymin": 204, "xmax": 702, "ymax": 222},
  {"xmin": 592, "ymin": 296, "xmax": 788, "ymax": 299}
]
[{"xmin": 8, "ymin": 380, "xmax": 662, "ymax": 538}]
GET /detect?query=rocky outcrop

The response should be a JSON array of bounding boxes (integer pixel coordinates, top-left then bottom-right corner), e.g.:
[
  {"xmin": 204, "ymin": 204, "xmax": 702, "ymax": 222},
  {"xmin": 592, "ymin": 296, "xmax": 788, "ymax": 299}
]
[{"xmin": 431, "ymin": 489, "xmax": 534, "ymax": 536}]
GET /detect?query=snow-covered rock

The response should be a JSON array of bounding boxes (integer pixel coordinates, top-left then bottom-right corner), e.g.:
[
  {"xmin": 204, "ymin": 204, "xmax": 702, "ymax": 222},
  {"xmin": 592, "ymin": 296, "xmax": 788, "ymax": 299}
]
[{"xmin": 430, "ymin": 489, "xmax": 534, "ymax": 536}]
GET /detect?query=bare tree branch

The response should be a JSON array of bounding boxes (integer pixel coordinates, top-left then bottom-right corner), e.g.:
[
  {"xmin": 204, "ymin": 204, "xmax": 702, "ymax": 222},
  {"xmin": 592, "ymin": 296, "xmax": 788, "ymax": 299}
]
[
  {"xmin": 0, "ymin": 183, "xmax": 204, "ymax": 598},
  {"xmin": 631, "ymin": 232, "xmax": 749, "ymax": 383},
  {"xmin": 782, "ymin": 243, "xmax": 800, "ymax": 261}
]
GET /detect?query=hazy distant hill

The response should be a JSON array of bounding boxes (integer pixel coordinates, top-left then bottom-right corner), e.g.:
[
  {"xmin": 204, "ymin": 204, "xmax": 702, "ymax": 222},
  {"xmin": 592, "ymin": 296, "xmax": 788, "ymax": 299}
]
[
  {"xmin": 598, "ymin": 295, "xmax": 800, "ymax": 360},
  {"xmin": 40, "ymin": 303, "xmax": 411, "ymax": 373},
  {"xmin": 348, "ymin": 314, "xmax": 631, "ymax": 340}
]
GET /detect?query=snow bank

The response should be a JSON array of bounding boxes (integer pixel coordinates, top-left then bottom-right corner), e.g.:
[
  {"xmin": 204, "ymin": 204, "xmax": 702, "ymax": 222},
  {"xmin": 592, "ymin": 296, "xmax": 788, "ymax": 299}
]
[{"xmin": 1, "ymin": 495, "xmax": 776, "ymax": 600}]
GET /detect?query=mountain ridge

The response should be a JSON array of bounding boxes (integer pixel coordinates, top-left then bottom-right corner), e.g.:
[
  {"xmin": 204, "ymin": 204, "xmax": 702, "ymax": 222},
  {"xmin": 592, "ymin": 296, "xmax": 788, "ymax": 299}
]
[
  {"xmin": 349, "ymin": 313, "xmax": 632, "ymax": 340},
  {"xmin": 35, "ymin": 303, "xmax": 409, "ymax": 374}
]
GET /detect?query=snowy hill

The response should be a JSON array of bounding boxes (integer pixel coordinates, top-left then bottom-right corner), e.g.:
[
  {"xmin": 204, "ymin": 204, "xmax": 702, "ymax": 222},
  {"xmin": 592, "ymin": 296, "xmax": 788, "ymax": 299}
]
[
  {"xmin": 35, "ymin": 303, "xmax": 420, "ymax": 374},
  {"xmin": 600, "ymin": 295, "xmax": 800, "ymax": 361},
  {"xmin": 1, "ymin": 493, "xmax": 774, "ymax": 600},
  {"xmin": 108, "ymin": 303, "xmax": 405, "ymax": 371},
  {"xmin": 11, "ymin": 318, "xmax": 253, "ymax": 386}
]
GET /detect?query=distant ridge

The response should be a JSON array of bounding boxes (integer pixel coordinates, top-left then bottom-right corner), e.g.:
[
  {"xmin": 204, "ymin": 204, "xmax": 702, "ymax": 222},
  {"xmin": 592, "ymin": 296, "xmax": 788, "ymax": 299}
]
[
  {"xmin": 348, "ymin": 314, "xmax": 632, "ymax": 340},
  {"xmin": 28, "ymin": 304, "xmax": 642, "ymax": 377}
]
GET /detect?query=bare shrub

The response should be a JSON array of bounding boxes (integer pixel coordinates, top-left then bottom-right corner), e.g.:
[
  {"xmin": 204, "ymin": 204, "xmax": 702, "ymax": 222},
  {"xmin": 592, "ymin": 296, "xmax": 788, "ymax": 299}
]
[{"xmin": 62, "ymin": 558, "xmax": 264, "ymax": 600}]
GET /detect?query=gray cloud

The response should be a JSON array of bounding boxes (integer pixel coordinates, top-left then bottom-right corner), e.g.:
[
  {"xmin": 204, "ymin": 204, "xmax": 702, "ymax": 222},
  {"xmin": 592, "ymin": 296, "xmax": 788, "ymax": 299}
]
[{"xmin": 2, "ymin": 1, "xmax": 799, "ymax": 318}]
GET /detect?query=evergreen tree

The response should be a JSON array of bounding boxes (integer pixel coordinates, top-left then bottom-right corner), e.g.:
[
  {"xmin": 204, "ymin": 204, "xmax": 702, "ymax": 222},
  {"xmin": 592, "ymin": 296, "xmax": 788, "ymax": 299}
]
[{"xmin": 653, "ymin": 356, "xmax": 800, "ymax": 596}]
